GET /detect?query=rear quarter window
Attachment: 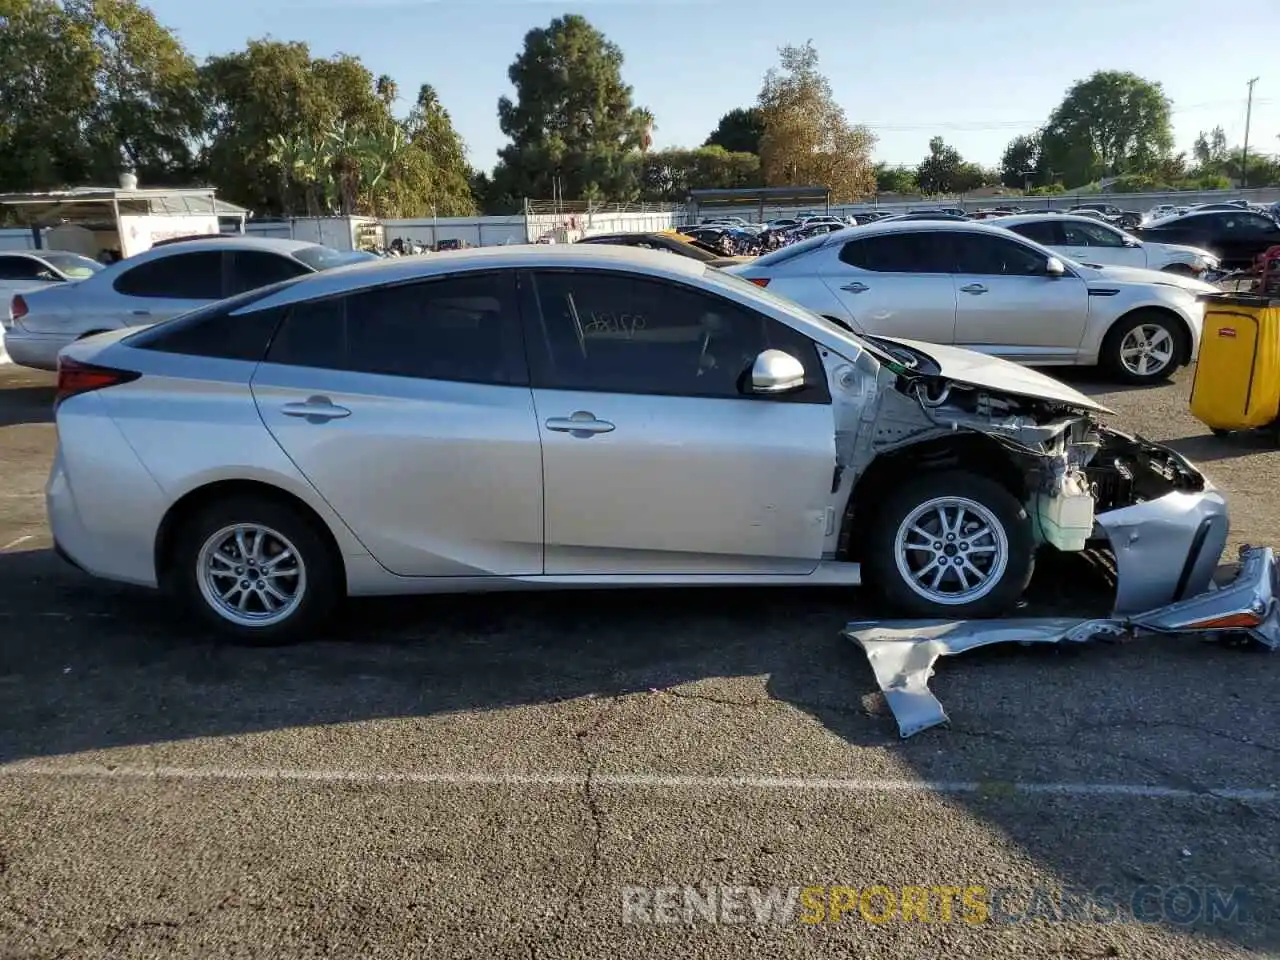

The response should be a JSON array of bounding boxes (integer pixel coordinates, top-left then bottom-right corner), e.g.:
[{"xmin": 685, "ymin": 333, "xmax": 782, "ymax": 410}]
[{"xmin": 125, "ymin": 284, "xmax": 296, "ymax": 361}]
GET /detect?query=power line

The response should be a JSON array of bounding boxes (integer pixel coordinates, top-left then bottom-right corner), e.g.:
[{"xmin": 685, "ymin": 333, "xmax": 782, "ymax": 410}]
[{"xmin": 856, "ymin": 98, "xmax": 1274, "ymax": 133}]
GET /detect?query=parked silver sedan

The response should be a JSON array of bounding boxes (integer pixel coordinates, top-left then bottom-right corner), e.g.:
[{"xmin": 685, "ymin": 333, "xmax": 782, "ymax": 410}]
[
  {"xmin": 0, "ymin": 250, "xmax": 103, "ymax": 301},
  {"xmin": 728, "ymin": 220, "xmax": 1215, "ymax": 384},
  {"xmin": 3, "ymin": 237, "xmax": 373, "ymax": 370},
  {"xmin": 49, "ymin": 245, "xmax": 1227, "ymax": 641}
]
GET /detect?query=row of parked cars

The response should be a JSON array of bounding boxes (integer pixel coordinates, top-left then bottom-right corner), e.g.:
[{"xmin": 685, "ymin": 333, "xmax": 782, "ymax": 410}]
[{"xmin": 0, "ymin": 214, "xmax": 1237, "ymax": 643}]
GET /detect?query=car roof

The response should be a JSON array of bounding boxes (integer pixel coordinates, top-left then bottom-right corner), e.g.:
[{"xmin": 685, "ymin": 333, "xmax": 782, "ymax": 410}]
[
  {"xmin": 242, "ymin": 242, "xmax": 709, "ymax": 309},
  {"xmin": 990, "ymin": 213, "xmax": 1119, "ymax": 227},
  {"xmin": 793, "ymin": 218, "xmax": 1035, "ymax": 250}
]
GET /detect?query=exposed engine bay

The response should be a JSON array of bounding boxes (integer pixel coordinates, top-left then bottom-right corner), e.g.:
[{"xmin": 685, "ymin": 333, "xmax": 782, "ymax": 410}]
[{"xmin": 856, "ymin": 336, "xmax": 1207, "ymax": 530}]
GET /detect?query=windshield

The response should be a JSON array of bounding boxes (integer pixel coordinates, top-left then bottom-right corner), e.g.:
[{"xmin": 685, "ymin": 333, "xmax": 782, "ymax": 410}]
[
  {"xmin": 293, "ymin": 246, "xmax": 379, "ymax": 271},
  {"xmin": 40, "ymin": 252, "xmax": 103, "ymax": 278}
]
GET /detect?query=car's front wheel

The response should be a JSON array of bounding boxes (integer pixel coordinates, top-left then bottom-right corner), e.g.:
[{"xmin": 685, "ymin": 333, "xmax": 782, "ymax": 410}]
[
  {"xmin": 170, "ymin": 496, "xmax": 340, "ymax": 644},
  {"xmin": 1103, "ymin": 311, "xmax": 1186, "ymax": 385},
  {"xmin": 864, "ymin": 471, "xmax": 1035, "ymax": 618}
]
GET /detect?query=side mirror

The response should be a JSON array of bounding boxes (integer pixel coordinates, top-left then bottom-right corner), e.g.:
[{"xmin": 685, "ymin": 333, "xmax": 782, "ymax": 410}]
[
  {"xmin": 747, "ymin": 349, "xmax": 807, "ymax": 395},
  {"xmin": 1044, "ymin": 256, "xmax": 1066, "ymax": 277}
]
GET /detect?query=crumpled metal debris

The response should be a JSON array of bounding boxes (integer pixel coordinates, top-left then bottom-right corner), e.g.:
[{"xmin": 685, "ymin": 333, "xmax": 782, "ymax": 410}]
[{"xmin": 846, "ymin": 545, "xmax": 1280, "ymax": 738}]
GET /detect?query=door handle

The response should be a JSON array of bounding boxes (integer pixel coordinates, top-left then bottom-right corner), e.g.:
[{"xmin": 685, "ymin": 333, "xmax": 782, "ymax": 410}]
[
  {"xmin": 545, "ymin": 411, "xmax": 615, "ymax": 437},
  {"xmin": 960, "ymin": 283, "xmax": 988, "ymax": 294},
  {"xmin": 130, "ymin": 309, "xmax": 151, "ymax": 316},
  {"xmin": 281, "ymin": 396, "xmax": 351, "ymax": 421},
  {"xmin": 840, "ymin": 282, "xmax": 870, "ymax": 293}
]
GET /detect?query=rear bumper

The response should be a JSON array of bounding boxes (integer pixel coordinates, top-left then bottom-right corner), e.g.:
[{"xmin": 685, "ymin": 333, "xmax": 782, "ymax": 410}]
[{"xmin": 2, "ymin": 329, "xmax": 71, "ymax": 371}]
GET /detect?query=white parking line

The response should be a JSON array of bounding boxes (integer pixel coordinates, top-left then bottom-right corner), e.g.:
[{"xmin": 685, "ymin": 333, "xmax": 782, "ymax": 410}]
[
  {"xmin": 1, "ymin": 535, "xmax": 33, "ymax": 551},
  {"xmin": 1, "ymin": 763, "xmax": 1275, "ymax": 801}
]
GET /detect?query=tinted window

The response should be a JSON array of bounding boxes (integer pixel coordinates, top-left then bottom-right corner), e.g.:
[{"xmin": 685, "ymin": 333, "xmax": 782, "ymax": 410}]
[
  {"xmin": 0, "ymin": 256, "xmax": 47, "ymax": 280},
  {"xmin": 291, "ymin": 246, "xmax": 379, "ymax": 271},
  {"xmin": 526, "ymin": 270, "xmax": 827, "ymax": 402},
  {"xmin": 1061, "ymin": 220, "xmax": 1124, "ymax": 247},
  {"xmin": 113, "ymin": 251, "xmax": 225, "ymax": 299},
  {"xmin": 839, "ymin": 232, "xmax": 951, "ymax": 272},
  {"xmin": 229, "ymin": 251, "xmax": 311, "ymax": 295},
  {"xmin": 126, "ymin": 283, "xmax": 296, "ymax": 360},
  {"xmin": 1007, "ymin": 221, "xmax": 1060, "ymax": 246},
  {"xmin": 266, "ymin": 271, "xmax": 525, "ymax": 385},
  {"xmin": 953, "ymin": 233, "xmax": 1047, "ymax": 276}
]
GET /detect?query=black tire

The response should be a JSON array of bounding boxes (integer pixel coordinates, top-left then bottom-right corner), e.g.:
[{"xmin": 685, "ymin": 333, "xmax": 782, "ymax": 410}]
[
  {"xmin": 1211, "ymin": 428, "xmax": 1231, "ymax": 438},
  {"xmin": 864, "ymin": 470, "xmax": 1035, "ymax": 618},
  {"xmin": 1102, "ymin": 310, "xmax": 1188, "ymax": 385},
  {"xmin": 169, "ymin": 495, "xmax": 340, "ymax": 644}
]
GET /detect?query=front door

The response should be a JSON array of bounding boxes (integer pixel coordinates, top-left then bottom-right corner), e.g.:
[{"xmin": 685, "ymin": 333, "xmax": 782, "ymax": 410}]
[
  {"xmin": 948, "ymin": 231, "xmax": 1091, "ymax": 363},
  {"xmin": 522, "ymin": 268, "xmax": 836, "ymax": 576},
  {"xmin": 819, "ymin": 231, "xmax": 958, "ymax": 344},
  {"xmin": 251, "ymin": 270, "xmax": 544, "ymax": 577}
]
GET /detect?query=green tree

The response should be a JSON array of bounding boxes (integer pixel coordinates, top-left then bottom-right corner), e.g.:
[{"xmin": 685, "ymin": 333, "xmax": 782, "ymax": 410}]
[
  {"xmin": 638, "ymin": 146, "xmax": 760, "ymax": 202},
  {"xmin": 1192, "ymin": 126, "xmax": 1228, "ymax": 169},
  {"xmin": 490, "ymin": 14, "xmax": 650, "ymax": 205},
  {"xmin": 999, "ymin": 133, "xmax": 1046, "ymax": 188},
  {"xmin": 0, "ymin": 0, "xmax": 202, "ymax": 190},
  {"xmin": 401, "ymin": 84, "xmax": 476, "ymax": 216},
  {"xmin": 756, "ymin": 41, "xmax": 875, "ymax": 202},
  {"xmin": 703, "ymin": 107, "xmax": 764, "ymax": 155},
  {"xmin": 873, "ymin": 163, "xmax": 917, "ymax": 194},
  {"xmin": 1039, "ymin": 71, "xmax": 1174, "ymax": 187},
  {"xmin": 916, "ymin": 136, "xmax": 963, "ymax": 194}
]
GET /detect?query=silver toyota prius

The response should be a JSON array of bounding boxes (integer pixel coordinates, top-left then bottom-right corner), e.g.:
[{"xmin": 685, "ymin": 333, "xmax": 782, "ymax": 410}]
[{"xmin": 47, "ymin": 245, "xmax": 1228, "ymax": 642}]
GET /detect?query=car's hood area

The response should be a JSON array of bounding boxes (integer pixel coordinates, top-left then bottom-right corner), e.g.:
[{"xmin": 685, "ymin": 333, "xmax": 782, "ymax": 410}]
[
  {"xmin": 1146, "ymin": 240, "xmax": 1218, "ymax": 262},
  {"xmin": 877, "ymin": 337, "xmax": 1114, "ymax": 414},
  {"xmin": 1074, "ymin": 261, "xmax": 1218, "ymax": 294}
]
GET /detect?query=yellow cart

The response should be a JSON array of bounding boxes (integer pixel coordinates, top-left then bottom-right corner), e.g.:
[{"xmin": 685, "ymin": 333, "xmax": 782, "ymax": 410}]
[{"xmin": 1190, "ymin": 293, "xmax": 1280, "ymax": 440}]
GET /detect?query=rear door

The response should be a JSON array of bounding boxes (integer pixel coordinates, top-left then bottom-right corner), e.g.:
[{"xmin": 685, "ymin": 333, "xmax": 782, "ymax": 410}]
[
  {"xmin": 251, "ymin": 270, "xmax": 543, "ymax": 578},
  {"xmin": 1057, "ymin": 219, "xmax": 1146, "ymax": 268},
  {"xmin": 109, "ymin": 250, "xmax": 227, "ymax": 326},
  {"xmin": 524, "ymin": 268, "xmax": 835, "ymax": 576},
  {"xmin": 820, "ymin": 231, "xmax": 958, "ymax": 343},
  {"xmin": 949, "ymin": 231, "xmax": 1090, "ymax": 363}
]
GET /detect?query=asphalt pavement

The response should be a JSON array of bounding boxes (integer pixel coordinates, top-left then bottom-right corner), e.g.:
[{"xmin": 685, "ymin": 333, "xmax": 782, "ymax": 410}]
[{"xmin": 0, "ymin": 362, "xmax": 1277, "ymax": 959}]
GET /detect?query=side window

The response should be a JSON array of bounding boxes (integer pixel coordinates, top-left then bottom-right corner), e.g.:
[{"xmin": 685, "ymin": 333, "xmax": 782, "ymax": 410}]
[
  {"xmin": 1241, "ymin": 214, "xmax": 1276, "ymax": 232},
  {"xmin": 1010, "ymin": 221, "xmax": 1060, "ymax": 246},
  {"xmin": 0, "ymin": 256, "xmax": 47, "ymax": 280},
  {"xmin": 266, "ymin": 271, "xmax": 525, "ymax": 385},
  {"xmin": 1062, "ymin": 221, "xmax": 1124, "ymax": 248},
  {"xmin": 526, "ymin": 270, "xmax": 827, "ymax": 402},
  {"xmin": 228, "ymin": 251, "xmax": 311, "ymax": 295},
  {"xmin": 953, "ymin": 233, "xmax": 1047, "ymax": 277},
  {"xmin": 839, "ymin": 233, "xmax": 951, "ymax": 273},
  {"xmin": 113, "ymin": 251, "xmax": 225, "ymax": 299}
]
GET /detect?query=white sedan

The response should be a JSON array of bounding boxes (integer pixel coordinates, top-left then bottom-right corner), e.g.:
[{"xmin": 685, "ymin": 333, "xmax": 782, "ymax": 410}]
[
  {"xmin": 2, "ymin": 237, "xmax": 374, "ymax": 371},
  {"xmin": 727, "ymin": 220, "xmax": 1215, "ymax": 384},
  {"xmin": 993, "ymin": 213, "xmax": 1219, "ymax": 277},
  {"xmin": 0, "ymin": 250, "xmax": 103, "ymax": 301}
]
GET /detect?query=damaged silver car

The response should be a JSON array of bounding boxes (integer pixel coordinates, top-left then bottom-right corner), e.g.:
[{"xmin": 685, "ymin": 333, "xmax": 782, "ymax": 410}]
[{"xmin": 47, "ymin": 245, "xmax": 1226, "ymax": 641}]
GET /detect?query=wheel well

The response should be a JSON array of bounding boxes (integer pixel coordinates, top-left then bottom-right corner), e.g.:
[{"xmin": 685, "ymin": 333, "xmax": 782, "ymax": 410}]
[
  {"xmin": 1105, "ymin": 307, "xmax": 1193, "ymax": 365},
  {"xmin": 838, "ymin": 433, "xmax": 1027, "ymax": 562},
  {"xmin": 154, "ymin": 479, "xmax": 345, "ymax": 588},
  {"xmin": 1160, "ymin": 263, "xmax": 1196, "ymax": 276}
]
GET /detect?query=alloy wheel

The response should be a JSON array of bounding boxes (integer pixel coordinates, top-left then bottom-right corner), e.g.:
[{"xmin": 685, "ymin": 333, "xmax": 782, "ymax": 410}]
[
  {"xmin": 893, "ymin": 496, "xmax": 1010, "ymax": 605},
  {"xmin": 196, "ymin": 523, "xmax": 307, "ymax": 627}
]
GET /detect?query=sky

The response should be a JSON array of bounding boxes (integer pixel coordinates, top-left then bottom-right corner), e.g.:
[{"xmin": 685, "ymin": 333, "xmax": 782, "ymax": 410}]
[{"xmin": 147, "ymin": 0, "xmax": 1278, "ymax": 177}]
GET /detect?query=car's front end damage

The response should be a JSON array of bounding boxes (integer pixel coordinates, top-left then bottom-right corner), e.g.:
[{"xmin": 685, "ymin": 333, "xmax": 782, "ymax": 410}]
[
  {"xmin": 835, "ymin": 335, "xmax": 1228, "ymax": 612},
  {"xmin": 830, "ymin": 335, "xmax": 1276, "ymax": 738}
]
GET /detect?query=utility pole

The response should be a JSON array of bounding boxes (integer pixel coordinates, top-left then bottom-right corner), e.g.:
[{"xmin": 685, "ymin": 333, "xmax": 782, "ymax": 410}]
[{"xmin": 1241, "ymin": 77, "xmax": 1259, "ymax": 188}]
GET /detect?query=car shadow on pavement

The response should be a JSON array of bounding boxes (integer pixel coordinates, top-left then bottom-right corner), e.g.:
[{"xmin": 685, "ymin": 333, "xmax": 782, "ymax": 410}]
[
  {"xmin": 0, "ymin": 385, "xmax": 54, "ymax": 426},
  {"xmin": 0, "ymin": 545, "xmax": 1275, "ymax": 951},
  {"xmin": 1163, "ymin": 431, "xmax": 1280, "ymax": 463}
]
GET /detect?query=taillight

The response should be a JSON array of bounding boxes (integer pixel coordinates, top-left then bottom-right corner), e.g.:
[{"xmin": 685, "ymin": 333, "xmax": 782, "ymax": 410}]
[
  {"xmin": 55, "ymin": 358, "xmax": 140, "ymax": 407},
  {"xmin": 747, "ymin": 277, "xmax": 770, "ymax": 288},
  {"xmin": 11, "ymin": 295, "xmax": 27, "ymax": 320}
]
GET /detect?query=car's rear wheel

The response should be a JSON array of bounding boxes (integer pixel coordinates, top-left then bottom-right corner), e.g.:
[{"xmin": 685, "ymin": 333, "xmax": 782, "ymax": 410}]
[
  {"xmin": 1103, "ymin": 311, "xmax": 1186, "ymax": 384},
  {"xmin": 171, "ymin": 496, "xmax": 339, "ymax": 644},
  {"xmin": 864, "ymin": 471, "xmax": 1035, "ymax": 617}
]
